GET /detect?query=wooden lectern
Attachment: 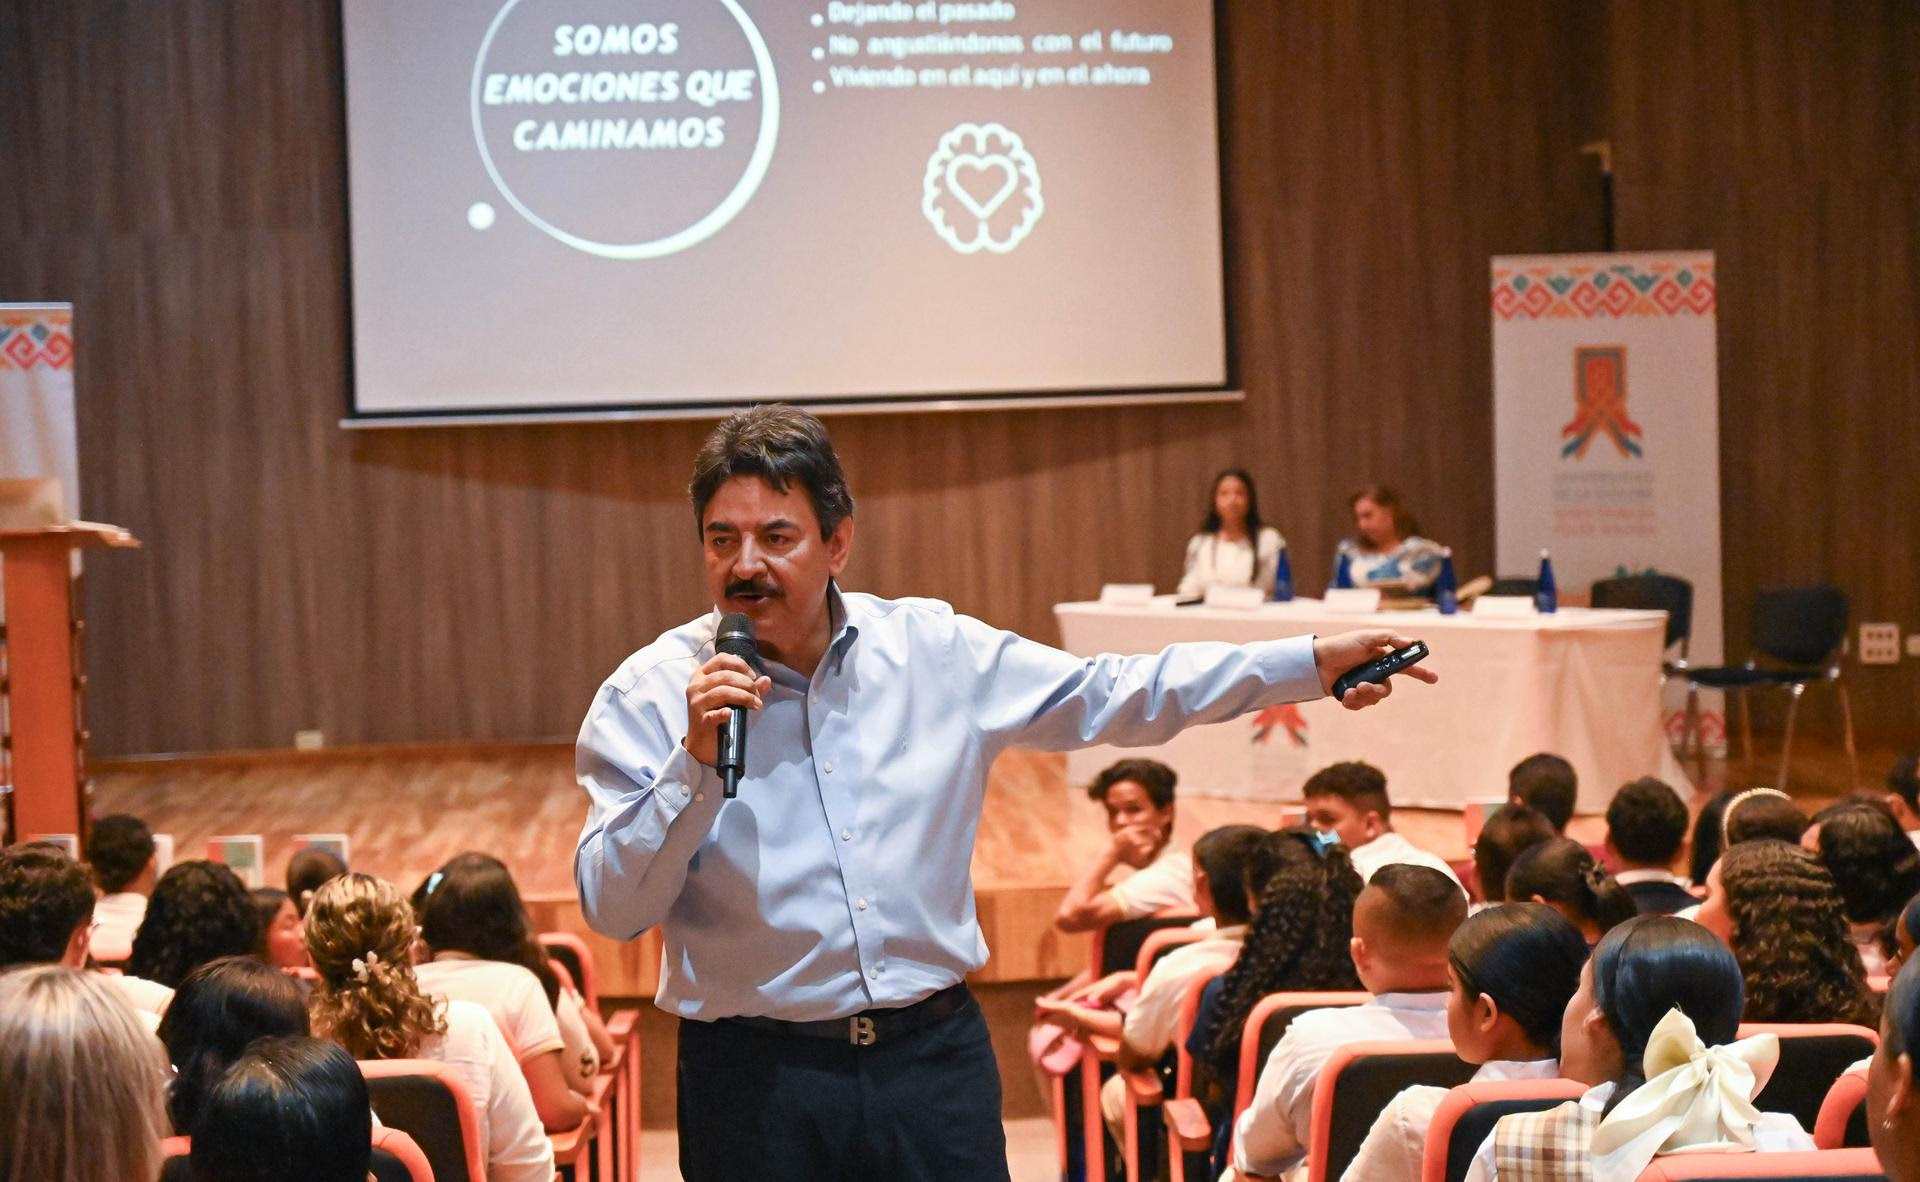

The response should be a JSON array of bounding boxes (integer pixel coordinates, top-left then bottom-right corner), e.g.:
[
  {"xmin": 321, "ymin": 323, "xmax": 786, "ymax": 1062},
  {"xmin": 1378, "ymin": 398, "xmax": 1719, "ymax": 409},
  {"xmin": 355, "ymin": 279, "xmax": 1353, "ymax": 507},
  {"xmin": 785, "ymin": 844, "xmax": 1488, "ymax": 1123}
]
[{"xmin": 0, "ymin": 523, "xmax": 139, "ymax": 844}]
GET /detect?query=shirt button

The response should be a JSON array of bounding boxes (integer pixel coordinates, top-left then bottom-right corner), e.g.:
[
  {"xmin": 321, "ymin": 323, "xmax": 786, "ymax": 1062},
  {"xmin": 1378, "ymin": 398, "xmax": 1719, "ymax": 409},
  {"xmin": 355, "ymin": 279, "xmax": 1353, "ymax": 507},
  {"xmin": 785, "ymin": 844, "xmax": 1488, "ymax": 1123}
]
[
  {"xmin": 841, "ymin": 829, "xmax": 852, "ymax": 842},
  {"xmin": 856, "ymin": 898, "xmax": 868, "ymax": 910},
  {"xmin": 682, "ymin": 787, "xmax": 691, "ymax": 798},
  {"xmin": 694, "ymin": 793, "xmax": 704, "ymax": 802},
  {"xmin": 823, "ymin": 761, "xmax": 834, "ymax": 774},
  {"xmin": 869, "ymin": 966, "xmax": 881, "ymax": 979}
]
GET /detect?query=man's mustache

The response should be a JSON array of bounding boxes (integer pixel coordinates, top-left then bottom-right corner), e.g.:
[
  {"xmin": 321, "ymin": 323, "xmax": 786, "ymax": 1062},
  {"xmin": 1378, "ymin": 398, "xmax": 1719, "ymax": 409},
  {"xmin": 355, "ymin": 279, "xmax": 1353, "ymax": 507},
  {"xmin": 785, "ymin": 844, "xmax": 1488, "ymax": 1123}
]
[{"xmin": 726, "ymin": 580, "xmax": 780, "ymax": 599}]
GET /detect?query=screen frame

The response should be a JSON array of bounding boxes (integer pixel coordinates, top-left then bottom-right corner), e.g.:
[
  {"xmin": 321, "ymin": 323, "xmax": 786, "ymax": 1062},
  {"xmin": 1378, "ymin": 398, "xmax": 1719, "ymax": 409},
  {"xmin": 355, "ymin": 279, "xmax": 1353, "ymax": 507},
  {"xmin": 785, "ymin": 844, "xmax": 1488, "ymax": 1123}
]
[{"xmin": 335, "ymin": 1, "xmax": 1238, "ymax": 427}]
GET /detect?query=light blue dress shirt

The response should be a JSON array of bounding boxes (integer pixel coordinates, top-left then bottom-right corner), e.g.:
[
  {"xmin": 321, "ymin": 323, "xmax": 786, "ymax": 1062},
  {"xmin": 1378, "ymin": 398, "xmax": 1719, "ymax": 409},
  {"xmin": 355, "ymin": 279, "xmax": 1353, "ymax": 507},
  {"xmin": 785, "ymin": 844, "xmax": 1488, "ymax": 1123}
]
[{"xmin": 574, "ymin": 587, "xmax": 1324, "ymax": 1021}]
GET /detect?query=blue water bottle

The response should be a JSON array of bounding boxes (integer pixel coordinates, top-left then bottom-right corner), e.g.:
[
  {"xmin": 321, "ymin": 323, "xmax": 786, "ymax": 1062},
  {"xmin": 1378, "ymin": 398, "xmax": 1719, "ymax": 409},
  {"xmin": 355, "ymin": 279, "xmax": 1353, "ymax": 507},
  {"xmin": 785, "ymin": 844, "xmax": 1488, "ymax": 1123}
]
[
  {"xmin": 1435, "ymin": 547, "xmax": 1458, "ymax": 615},
  {"xmin": 1333, "ymin": 549, "xmax": 1354, "ymax": 590},
  {"xmin": 1535, "ymin": 548, "xmax": 1558, "ymax": 613},
  {"xmin": 1273, "ymin": 546, "xmax": 1294, "ymax": 602}
]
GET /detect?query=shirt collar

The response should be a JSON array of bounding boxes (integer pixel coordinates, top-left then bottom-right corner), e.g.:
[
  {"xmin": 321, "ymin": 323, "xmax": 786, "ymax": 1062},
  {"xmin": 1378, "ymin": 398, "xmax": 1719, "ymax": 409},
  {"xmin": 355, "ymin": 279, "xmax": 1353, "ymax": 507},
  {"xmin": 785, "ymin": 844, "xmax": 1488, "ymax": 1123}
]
[
  {"xmin": 1374, "ymin": 990, "xmax": 1450, "ymax": 1010},
  {"xmin": 705, "ymin": 581, "xmax": 860, "ymax": 677},
  {"xmin": 1613, "ymin": 868, "xmax": 1690, "ymax": 888}
]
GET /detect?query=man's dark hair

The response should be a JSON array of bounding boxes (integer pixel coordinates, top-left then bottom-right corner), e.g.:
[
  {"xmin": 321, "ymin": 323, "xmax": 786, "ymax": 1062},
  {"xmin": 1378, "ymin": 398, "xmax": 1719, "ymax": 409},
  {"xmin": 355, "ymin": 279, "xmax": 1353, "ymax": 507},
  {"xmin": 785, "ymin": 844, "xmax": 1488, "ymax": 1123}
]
[
  {"xmin": 0, "ymin": 843, "xmax": 96, "ymax": 968},
  {"xmin": 1889, "ymin": 751, "xmax": 1920, "ymax": 812},
  {"xmin": 1474, "ymin": 803, "xmax": 1557, "ymax": 904},
  {"xmin": 1362, "ymin": 863, "xmax": 1468, "ymax": 946},
  {"xmin": 87, "ymin": 813, "xmax": 155, "ymax": 894},
  {"xmin": 1605, "ymin": 777, "xmax": 1689, "ymax": 867},
  {"xmin": 159, "ymin": 956, "xmax": 311, "ymax": 1135},
  {"xmin": 1509, "ymin": 753, "xmax": 1577, "ymax": 832},
  {"xmin": 1303, "ymin": 760, "xmax": 1391, "ymax": 821},
  {"xmin": 1192, "ymin": 825, "xmax": 1271, "ymax": 927},
  {"xmin": 688, "ymin": 405, "xmax": 854, "ymax": 538},
  {"xmin": 1085, "ymin": 759, "xmax": 1177, "ymax": 810},
  {"xmin": 189, "ymin": 1036, "xmax": 372, "ymax": 1182}
]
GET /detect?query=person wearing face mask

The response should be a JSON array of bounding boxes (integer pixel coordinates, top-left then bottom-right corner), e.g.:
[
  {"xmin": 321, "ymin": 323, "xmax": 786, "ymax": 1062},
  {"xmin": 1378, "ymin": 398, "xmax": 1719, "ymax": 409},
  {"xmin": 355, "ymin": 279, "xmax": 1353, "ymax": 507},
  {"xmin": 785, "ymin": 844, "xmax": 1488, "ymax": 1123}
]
[
  {"xmin": 1342, "ymin": 904, "xmax": 1587, "ymax": 1182},
  {"xmin": 1302, "ymin": 760, "xmax": 1463, "ymax": 890},
  {"xmin": 1465, "ymin": 916, "xmax": 1815, "ymax": 1182},
  {"xmin": 573, "ymin": 405, "xmax": 1438, "ymax": 1182},
  {"xmin": 1177, "ymin": 468, "xmax": 1285, "ymax": 600}
]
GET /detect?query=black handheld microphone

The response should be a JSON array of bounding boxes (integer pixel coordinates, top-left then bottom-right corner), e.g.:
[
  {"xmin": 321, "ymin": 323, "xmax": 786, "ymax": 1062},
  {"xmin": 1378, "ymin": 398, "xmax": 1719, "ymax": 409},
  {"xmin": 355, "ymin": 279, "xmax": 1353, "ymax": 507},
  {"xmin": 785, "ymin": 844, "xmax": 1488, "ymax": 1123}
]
[{"xmin": 714, "ymin": 612, "xmax": 757, "ymax": 798}]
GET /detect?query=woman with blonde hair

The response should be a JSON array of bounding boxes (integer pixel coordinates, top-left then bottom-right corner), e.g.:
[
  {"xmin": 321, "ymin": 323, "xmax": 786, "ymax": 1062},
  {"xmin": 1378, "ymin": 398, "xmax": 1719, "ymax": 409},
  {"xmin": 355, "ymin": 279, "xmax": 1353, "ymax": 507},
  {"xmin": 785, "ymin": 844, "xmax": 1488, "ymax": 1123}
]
[
  {"xmin": 0, "ymin": 964, "xmax": 171, "ymax": 1182},
  {"xmin": 305, "ymin": 872, "xmax": 554, "ymax": 1182}
]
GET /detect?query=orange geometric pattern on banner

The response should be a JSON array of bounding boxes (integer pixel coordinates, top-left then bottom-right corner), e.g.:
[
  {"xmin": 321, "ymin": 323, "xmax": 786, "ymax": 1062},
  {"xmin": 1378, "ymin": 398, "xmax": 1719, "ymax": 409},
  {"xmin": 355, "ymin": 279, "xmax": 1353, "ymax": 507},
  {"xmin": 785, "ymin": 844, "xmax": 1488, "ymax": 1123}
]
[
  {"xmin": 0, "ymin": 309, "xmax": 75, "ymax": 370},
  {"xmin": 1563, "ymin": 346, "xmax": 1643, "ymax": 459},
  {"xmin": 1492, "ymin": 261, "xmax": 1715, "ymax": 321}
]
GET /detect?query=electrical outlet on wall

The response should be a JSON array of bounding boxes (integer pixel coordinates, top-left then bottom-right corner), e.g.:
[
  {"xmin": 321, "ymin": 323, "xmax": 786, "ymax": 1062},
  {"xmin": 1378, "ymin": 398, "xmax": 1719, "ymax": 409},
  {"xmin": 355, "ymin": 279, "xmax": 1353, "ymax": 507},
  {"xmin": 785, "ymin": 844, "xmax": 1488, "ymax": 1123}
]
[
  {"xmin": 293, "ymin": 730, "xmax": 326, "ymax": 750},
  {"xmin": 1859, "ymin": 623, "xmax": 1901, "ymax": 665}
]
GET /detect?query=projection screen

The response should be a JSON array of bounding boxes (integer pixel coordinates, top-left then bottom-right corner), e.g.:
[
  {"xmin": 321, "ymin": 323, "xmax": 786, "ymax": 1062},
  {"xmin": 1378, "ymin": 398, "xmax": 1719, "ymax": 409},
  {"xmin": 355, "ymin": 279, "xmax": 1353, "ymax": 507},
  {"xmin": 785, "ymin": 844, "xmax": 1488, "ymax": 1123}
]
[{"xmin": 342, "ymin": 0, "xmax": 1227, "ymax": 420}]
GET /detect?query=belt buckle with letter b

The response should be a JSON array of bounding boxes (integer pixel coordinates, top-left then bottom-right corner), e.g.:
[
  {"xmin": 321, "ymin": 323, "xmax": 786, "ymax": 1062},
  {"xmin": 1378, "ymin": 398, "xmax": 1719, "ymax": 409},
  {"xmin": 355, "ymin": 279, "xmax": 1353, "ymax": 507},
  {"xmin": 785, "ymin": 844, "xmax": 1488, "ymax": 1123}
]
[{"xmin": 849, "ymin": 1015, "xmax": 877, "ymax": 1046}]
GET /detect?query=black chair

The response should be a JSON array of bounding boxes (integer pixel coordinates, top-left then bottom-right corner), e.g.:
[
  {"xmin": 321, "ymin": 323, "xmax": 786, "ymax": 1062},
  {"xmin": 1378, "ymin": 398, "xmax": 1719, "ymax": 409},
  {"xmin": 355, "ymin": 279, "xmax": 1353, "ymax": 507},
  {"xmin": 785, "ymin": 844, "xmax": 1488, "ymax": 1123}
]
[
  {"xmin": 1742, "ymin": 1023, "xmax": 1880, "ymax": 1133},
  {"xmin": 1307, "ymin": 1041, "xmax": 1477, "ymax": 1182},
  {"xmin": 1426, "ymin": 1079, "xmax": 1588, "ymax": 1182},
  {"xmin": 1592, "ymin": 573, "xmax": 1699, "ymax": 754},
  {"xmin": 1485, "ymin": 576, "xmax": 1539, "ymax": 598},
  {"xmin": 1683, "ymin": 585, "xmax": 1857, "ymax": 790}
]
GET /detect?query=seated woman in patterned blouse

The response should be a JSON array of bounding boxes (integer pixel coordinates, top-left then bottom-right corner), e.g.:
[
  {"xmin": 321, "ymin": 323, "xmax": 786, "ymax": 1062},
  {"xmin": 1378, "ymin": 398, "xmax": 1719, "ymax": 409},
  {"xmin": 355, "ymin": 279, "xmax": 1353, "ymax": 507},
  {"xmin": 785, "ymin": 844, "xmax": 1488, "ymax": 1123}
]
[{"xmin": 1331, "ymin": 485, "xmax": 1445, "ymax": 595}]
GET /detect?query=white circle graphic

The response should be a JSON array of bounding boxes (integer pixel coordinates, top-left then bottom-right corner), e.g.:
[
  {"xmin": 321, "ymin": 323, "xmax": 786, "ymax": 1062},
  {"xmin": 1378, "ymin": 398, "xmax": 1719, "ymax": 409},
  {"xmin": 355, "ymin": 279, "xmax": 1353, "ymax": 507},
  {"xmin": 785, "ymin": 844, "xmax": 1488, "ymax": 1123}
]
[
  {"xmin": 470, "ymin": 0, "xmax": 780, "ymax": 261},
  {"xmin": 467, "ymin": 201, "xmax": 497, "ymax": 230}
]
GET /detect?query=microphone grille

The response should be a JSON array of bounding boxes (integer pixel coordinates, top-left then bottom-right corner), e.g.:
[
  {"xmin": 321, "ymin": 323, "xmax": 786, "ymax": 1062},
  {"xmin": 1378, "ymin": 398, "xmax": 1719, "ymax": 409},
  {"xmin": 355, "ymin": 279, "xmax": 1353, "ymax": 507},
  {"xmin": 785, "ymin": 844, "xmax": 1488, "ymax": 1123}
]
[{"xmin": 715, "ymin": 612, "xmax": 757, "ymax": 658}]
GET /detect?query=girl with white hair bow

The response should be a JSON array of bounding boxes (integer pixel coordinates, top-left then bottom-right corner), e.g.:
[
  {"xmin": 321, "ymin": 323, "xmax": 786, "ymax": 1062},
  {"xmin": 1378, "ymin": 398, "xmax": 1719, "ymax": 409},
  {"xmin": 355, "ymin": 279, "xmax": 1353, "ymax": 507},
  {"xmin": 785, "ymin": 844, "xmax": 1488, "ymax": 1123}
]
[{"xmin": 1467, "ymin": 915, "xmax": 1815, "ymax": 1182}]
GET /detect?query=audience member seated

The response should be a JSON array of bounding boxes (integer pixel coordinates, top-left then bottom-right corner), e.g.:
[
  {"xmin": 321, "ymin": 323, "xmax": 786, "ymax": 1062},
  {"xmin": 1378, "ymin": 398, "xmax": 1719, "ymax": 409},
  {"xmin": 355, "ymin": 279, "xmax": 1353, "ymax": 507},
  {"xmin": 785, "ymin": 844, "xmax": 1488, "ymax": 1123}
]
[
  {"xmin": 158, "ymin": 956, "xmax": 310, "ymax": 1135},
  {"xmin": 1054, "ymin": 758, "xmax": 1193, "ymax": 933},
  {"xmin": 1194, "ymin": 830, "xmax": 1364, "ymax": 1176},
  {"xmin": 1814, "ymin": 804, "xmax": 1920, "ymax": 977},
  {"xmin": 1465, "ymin": 916, "xmax": 1815, "ymax": 1181},
  {"xmin": 0, "ymin": 964, "xmax": 171, "ymax": 1182},
  {"xmin": 1695, "ymin": 839, "xmax": 1879, "ymax": 1026},
  {"xmin": 416, "ymin": 852, "xmax": 612, "ymax": 1121},
  {"xmin": 1343, "ymin": 903, "xmax": 1589, "ymax": 1182},
  {"xmin": 1869, "ymin": 952, "xmax": 1920, "ymax": 1180},
  {"xmin": 1724, "ymin": 786, "xmax": 1811, "ymax": 847},
  {"xmin": 1505, "ymin": 838, "xmax": 1637, "ymax": 945},
  {"xmin": 0, "ymin": 840, "xmax": 174, "ymax": 1022},
  {"xmin": 130, "ymin": 860, "xmax": 261, "ymax": 989},
  {"xmin": 85, "ymin": 812, "xmax": 157, "ymax": 962},
  {"xmin": 1178, "ymin": 468, "xmax": 1286, "ymax": 600},
  {"xmin": 1885, "ymin": 750, "xmax": 1920, "ymax": 850},
  {"xmin": 1473, "ymin": 804, "xmax": 1557, "ymax": 908},
  {"xmin": 1304, "ymin": 761, "xmax": 1463, "ymax": 889},
  {"xmin": 1037, "ymin": 826, "xmax": 1271, "ymax": 1136},
  {"xmin": 1688, "ymin": 790, "xmax": 1737, "ymax": 892},
  {"xmin": 1891, "ymin": 897, "xmax": 1920, "ymax": 979},
  {"xmin": 250, "ymin": 887, "xmax": 311, "ymax": 971},
  {"xmin": 1231, "ymin": 864, "xmax": 1468, "ymax": 1177},
  {"xmin": 1603, "ymin": 777, "xmax": 1695, "ymax": 915},
  {"xmin": 305, "ymin": 872, "xmax": 555, "ymax": 1182},
  {"xmin": 1509, "ymin": 754, "xmax": 1577, "ymax": 835},
  {"xmin": 286, "ymin": 848, "xmax": 348, "ymax": 917},
  {"xmin": 188, "ymin": 1035, "xmax": 373, "ymax": 1182},
  {"xmin": 1333, "ymin": 485, "xmax": 1444, "ymax": 594}
]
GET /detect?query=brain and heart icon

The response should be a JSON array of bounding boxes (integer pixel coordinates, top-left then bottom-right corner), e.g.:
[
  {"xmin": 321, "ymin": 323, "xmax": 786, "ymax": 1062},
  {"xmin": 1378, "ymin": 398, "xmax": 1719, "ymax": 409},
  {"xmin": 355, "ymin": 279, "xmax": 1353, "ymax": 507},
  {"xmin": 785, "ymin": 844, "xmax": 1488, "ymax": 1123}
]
[{"xmin": 921, "ymin": 123, "xmax": 1044, "ymax": 254}]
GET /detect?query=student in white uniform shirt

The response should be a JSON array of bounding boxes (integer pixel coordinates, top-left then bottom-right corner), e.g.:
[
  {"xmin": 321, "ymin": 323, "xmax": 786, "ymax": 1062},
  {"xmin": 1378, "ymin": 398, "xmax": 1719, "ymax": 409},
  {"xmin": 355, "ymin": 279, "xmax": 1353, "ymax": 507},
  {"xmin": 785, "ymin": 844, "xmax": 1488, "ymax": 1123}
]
[
  {"xmin": 1302, "ymin": 761, "xmax": 1463, "ymax": 891},
  {"xmin": 85, "ymin": 813, "xmax": 158, "ymax": 964},
  {"xmin": 1465, "ymin": 916, "xmax": 1814, "ymax": 1182},
  {"xmin": 1035, "ymin": 826, "xmax": 1275, "ymax": 1136},
  {"xmin": 1053, "ymin": 759, "xmax": 1195, "ymax": 934},
  {"xmin": 0, "ymin": 842, "xmax": 174, "ymax": 1027},
  {"xmin": 1231, "ymin": 863, "xmax": 1468, "ymax": 1178},
  {"xmin": 414, "ymin": 853, "xmax": 613, "ymax": 1129},
  {"xmin": 306, "ymin": 874, "xmax": 556, "ymax": 1182},
  {"xmin": 1342, "ymin": 903, "xmax": 1587, "ymax": 1182},
  {"xmin": 1176, "ymin": 468, "xmax": 1285, "ymax": 601}
]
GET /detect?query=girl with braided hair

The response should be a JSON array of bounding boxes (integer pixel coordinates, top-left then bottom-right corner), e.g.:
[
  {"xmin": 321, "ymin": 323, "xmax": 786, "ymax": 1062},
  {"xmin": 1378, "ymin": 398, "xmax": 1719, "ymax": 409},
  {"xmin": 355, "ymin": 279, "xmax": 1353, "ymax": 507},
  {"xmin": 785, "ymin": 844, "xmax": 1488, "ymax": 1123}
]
[
  {"xmin": 1190, "ymin": 829, "xmax": 1362, "ymax": 1176},
  {"xmin": 304, "ymin": 873, "xmax": 555, "ymax": 1182},
  {"xmin": 1695, "ymin": 839, "xmax": 1878, "ymax": 1025}
]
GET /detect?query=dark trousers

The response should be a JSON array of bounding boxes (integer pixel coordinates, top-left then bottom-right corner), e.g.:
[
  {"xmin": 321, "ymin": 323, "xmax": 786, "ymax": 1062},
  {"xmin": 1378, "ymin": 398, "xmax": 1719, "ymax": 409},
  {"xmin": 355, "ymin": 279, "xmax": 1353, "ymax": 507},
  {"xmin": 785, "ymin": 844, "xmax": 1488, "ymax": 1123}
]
[{"xmin": 677, "ymin": 992, "xmax": 1011, "ymax": 1182}]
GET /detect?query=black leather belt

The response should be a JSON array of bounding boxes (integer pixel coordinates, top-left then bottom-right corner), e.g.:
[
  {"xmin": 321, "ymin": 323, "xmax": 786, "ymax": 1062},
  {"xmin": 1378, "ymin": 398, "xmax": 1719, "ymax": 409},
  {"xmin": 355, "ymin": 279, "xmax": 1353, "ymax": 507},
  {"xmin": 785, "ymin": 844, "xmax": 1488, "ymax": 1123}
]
[{"xmin": 722, "ymin": 984, "xmax": 971, "ymax": 1047}]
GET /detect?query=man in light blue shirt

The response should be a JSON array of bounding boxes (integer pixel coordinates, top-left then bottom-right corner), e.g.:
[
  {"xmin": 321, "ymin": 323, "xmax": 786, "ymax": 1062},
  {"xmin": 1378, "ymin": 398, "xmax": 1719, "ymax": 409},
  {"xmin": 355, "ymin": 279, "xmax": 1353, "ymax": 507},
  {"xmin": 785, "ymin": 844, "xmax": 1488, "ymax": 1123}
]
[{"xmin": 574, "ymin": 405, "xmax": 1435, "ymax": 1181}]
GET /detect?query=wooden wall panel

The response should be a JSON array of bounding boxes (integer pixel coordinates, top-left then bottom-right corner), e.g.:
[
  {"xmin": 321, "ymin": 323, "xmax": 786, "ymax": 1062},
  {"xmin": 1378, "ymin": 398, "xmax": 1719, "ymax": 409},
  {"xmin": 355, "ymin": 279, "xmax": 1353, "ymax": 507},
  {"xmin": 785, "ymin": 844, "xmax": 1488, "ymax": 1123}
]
[{"xmin": 20, "ymin": 3, "xmax": 1910, "ymax": 755}]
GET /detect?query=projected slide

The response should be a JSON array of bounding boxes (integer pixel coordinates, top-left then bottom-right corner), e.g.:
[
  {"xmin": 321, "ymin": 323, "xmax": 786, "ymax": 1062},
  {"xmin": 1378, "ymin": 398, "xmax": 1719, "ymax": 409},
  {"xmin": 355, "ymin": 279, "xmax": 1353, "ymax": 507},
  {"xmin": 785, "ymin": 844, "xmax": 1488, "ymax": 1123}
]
[{"xmin": 343, "ymin": 1, "xmax": 1224, "ymax": 416}]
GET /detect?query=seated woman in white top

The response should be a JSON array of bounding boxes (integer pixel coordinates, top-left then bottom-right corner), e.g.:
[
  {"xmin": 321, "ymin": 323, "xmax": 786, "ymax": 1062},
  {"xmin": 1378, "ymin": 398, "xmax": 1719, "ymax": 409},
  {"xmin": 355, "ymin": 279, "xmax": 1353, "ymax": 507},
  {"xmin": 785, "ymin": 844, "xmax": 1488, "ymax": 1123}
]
[
  {"xmin": 1466, "ymin": 915, "xmax": 1814, "ymax": 1182},
  {"xmin": 1331, "ymin": 484, "xmax": 1444, "ymax": 594},
  {"xmin": 1343, "ymin": 903, "xmax": 1586, "ymax": 1182},
  {"xmin": 305, "ymin": 873, "xmax": 555, "ymax": 1182},
  {"xmin": 1870, "ymin": 952, "xmax": 1920, "ymax": 1181},
  {"xmin": 1177, "ymin": 468, "xmax": 1284, "ymax": 599},
  {"xmin": 414, "ymin": 853, "xmax": 613, "ymax": 1129}
]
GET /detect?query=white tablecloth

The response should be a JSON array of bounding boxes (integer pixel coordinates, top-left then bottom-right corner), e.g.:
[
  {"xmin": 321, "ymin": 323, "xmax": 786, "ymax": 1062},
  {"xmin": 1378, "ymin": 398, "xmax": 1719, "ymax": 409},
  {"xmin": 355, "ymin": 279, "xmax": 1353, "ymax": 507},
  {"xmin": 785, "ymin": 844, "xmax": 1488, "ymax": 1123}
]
[{"xmin": 1054, "ymin": 598, "xmax": 1688, "ymax": 814}]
